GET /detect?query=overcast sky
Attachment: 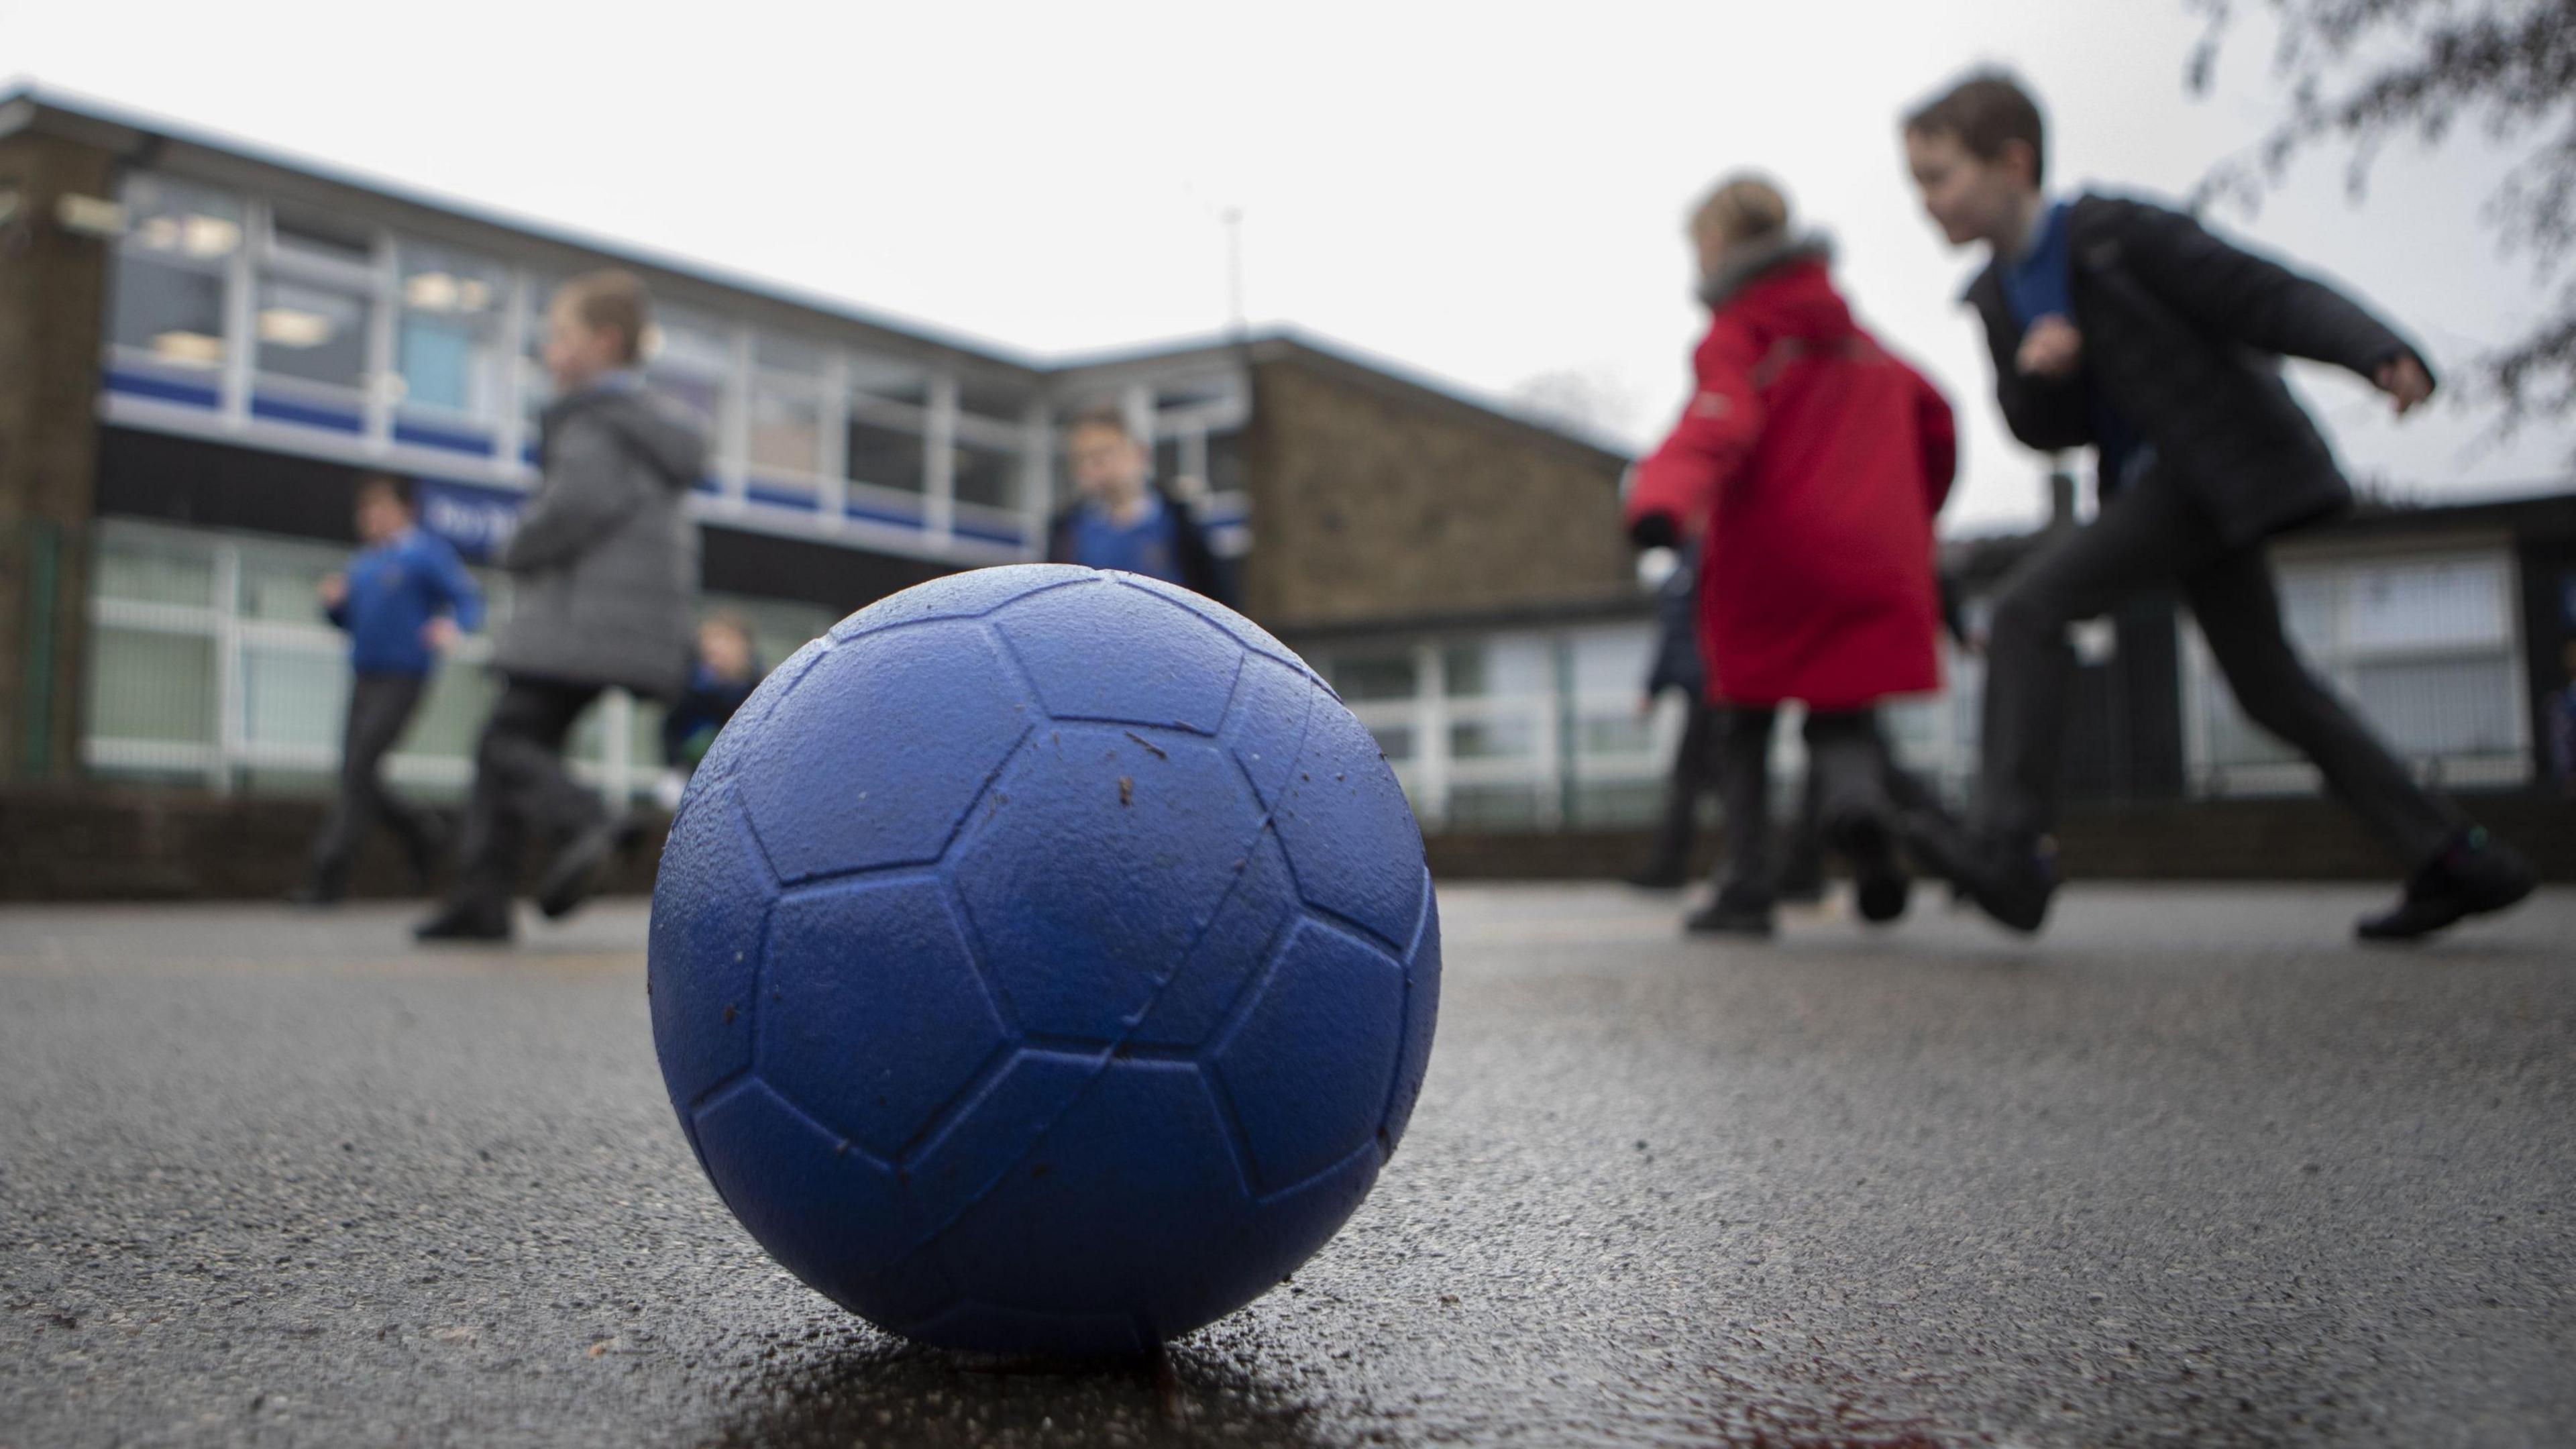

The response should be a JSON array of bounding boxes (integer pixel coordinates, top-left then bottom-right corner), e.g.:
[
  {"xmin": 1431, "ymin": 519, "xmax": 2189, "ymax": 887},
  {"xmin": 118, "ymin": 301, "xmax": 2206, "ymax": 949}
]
[{"xmin": 8, "ymin": 0, "xmax": 2569, "ymax": 531}]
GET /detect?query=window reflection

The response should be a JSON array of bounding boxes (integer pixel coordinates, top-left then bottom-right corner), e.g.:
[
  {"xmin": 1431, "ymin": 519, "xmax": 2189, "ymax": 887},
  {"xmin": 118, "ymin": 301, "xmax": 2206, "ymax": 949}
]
[
  {"xmin": 397, "ymin": 243, "xmax": 505, "ymax": 417},
  {"xmin": 952, "ymin": 437, "xmax": 1022, "ymax": 512},
  {"xmin": 255, "ymin": 278, "xmax": 368, "ymax": 390},
  {"xmin": 109, "ymin": 174, "xmax": 239, "ymax": 373},
  {"xmin": 847, "ymin": 417, "xmax": 924, "ymax": 494}
]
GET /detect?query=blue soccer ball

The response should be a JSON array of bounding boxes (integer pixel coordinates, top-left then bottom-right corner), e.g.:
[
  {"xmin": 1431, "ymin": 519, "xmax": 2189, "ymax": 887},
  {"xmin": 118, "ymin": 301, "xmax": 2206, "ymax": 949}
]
[{"xmin": 647, "ymin": 564, "xmax": 1440, "ymax": 1356}]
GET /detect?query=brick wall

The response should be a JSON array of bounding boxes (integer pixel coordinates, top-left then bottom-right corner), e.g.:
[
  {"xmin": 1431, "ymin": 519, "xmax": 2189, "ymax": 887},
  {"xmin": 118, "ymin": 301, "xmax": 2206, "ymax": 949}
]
[
  {"xmin": 7, "ymin": 785, "xmax": 2563, "ymax": 904},
  {"xmin": 0, "ymin": 786, "xmax": 667, "ymax": 903},
  {"xmin": 1422, "ymin": 793, "xmax": 2575, "ymax": 884},
  {"xmin": 1238, "ymin": 354, "xmax": 1634, "ymax": 632},
  {"xmin": 0, "ymin": 130, "xmax": 117, "ymax": 781}
]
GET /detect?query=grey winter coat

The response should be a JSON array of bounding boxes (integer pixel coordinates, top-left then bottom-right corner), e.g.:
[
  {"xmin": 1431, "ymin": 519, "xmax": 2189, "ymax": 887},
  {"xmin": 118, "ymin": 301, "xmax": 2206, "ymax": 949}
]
[{"xmin": 492, "ymin": 382, "xmax": 706, "ymax": 700}]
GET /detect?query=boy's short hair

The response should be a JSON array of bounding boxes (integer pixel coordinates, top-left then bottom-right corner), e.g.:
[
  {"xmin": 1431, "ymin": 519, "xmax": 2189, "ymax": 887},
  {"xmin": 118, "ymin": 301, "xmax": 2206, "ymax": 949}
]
[
  {"xmin": 1904, "ymin": 70, "xmax": 2047, "ymax": 187},
  {"xmin": 555, "ymin": 269, "xmax": 652, "ymax": 365},
  {"xmin": 700, "ymin": 610, "xmax": 756, "ymax": 645},
  {"xmin": 1065, "ymin": 401, "xmax": 1134, "ymax": 439},
  {"xmin": 1689, "ymin": 174, "xmax": 1792, "ymax": 248},
  {"xmin": 356, "ymin": 472, "xmax": 417, "ymax": 511}
]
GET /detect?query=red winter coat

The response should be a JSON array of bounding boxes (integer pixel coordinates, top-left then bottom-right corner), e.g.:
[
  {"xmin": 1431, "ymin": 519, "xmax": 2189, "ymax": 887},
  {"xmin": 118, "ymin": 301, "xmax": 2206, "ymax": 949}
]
[{"xmin": 1625, "ymin": 250, "xmax": 1955, "ymax": 711}]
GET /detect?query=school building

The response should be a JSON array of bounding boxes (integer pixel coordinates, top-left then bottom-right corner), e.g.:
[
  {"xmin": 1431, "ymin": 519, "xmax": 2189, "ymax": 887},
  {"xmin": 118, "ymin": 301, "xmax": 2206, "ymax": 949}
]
[{"xmin": 1, "ymin": 83, "xmax": 2567, "ymax": 896}]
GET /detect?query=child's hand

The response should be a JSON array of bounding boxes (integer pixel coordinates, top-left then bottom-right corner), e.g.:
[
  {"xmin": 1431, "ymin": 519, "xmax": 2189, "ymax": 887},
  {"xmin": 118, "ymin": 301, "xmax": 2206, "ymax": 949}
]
[
  {"xmin": 2016, "ymin": 315, "xmax": 2083, "ymax": 379},
  {"xmin": 423, "ymin": 617, "xmax": 462, "ymax": 653},
  {"xmin": 2374, "ymin": 353, "xmax": 2434, "ymax": 416},
  {"xmin": 317, "ymin": 574, "xmax": 348, "ymax": 608}
]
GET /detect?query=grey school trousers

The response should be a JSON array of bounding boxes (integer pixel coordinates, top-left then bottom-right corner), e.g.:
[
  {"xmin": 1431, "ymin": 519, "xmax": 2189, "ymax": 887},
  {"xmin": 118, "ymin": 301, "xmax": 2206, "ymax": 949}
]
[{"xmin": 1974, "ymin": 474, "xmax": 2461, "ymax": 866}]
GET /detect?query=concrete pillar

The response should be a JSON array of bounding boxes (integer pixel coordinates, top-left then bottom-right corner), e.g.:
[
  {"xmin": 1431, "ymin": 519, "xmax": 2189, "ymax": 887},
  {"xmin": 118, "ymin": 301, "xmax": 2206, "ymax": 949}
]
[{"xmin": 0, "ymin": 130, "xmax": 116, "ymax": 781}]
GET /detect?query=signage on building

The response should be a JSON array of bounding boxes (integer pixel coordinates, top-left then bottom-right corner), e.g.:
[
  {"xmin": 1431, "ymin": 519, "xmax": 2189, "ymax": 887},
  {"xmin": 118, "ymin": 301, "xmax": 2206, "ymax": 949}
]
[{"xmin": 417, "ymin": 478, "xmax": 523, "ymax": 564}]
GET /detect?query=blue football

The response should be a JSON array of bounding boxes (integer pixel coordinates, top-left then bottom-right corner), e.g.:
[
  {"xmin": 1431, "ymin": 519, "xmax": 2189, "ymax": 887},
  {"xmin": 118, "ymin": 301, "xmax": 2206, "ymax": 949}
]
[{"xmin": 647, "ymin": 564, "xmax": 1440, "ymax": 1356}]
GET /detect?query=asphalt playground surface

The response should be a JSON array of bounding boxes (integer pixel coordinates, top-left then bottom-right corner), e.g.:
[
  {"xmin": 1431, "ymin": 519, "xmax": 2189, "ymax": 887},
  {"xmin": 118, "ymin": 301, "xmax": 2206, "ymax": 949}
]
[{"xmin": 2, "ymin": 879, "xmax": 2571, "ymax": 1448}]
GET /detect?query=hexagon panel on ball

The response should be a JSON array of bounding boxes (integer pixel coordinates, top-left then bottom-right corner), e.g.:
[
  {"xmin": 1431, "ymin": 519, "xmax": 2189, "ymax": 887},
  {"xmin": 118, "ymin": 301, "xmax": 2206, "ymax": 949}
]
[{"xmin": 647, "ymin": 566, "xmax": 1441, "ymax": 1357}]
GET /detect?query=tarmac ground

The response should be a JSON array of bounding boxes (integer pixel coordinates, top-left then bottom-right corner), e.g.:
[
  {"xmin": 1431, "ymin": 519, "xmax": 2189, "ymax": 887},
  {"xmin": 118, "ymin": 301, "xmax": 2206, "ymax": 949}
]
[{"xmin": 2, "ymin": 881, "xmax": 2571, "ymax": 1447}]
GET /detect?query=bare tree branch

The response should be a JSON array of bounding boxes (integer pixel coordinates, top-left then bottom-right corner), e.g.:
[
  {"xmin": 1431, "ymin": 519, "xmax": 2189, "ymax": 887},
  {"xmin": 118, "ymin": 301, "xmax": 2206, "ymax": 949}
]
[{"xmin": 2189, "ymin": 0, "xmax": 2576, "ymax": 441}]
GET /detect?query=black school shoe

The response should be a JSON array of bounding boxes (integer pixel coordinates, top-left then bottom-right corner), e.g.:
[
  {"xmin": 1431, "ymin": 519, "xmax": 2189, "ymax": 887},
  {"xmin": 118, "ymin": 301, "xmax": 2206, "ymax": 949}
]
[
  {"xmin": 1902, "ymin": 812, "xmax": 2056, "ymax": 935},
  {"xmin": 536, "ymin": 814, "xmax": 627, "ymax": 921},
  {"xmin": 1684, "ymin": 886, "xmax": 1776, "ymax": 938},
  {"xmin": 2355, "ymin": 829, "xmax": 2537, "ymax": 942},
  {"xmin": 1830, "ymin": 815, "xmax": 1912, "ymax": 926},
  {"xmin": 413, "ymin": 898, "xmax": 513, "ymax": 943}
]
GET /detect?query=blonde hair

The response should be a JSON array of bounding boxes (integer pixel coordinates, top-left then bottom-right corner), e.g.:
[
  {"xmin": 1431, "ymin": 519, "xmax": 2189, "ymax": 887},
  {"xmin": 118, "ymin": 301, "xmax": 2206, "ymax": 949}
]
[{"xmin": 1688, "ymin": 174, "xmax": 1791, "ymax": 249}]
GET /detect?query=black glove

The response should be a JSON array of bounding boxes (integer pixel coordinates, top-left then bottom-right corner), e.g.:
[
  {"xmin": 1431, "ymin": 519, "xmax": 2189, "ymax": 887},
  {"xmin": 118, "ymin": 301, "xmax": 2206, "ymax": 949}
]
[{"xmin": 1629, "ymin": 513, "xmax": 1678, "ymax": 551}]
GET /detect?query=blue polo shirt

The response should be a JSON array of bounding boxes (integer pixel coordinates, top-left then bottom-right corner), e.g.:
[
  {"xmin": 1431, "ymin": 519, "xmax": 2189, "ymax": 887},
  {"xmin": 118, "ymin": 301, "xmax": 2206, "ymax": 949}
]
[
  {"xmin": 2002, "ymin": 199, "xmax": 2147, "ymax": 490},
  {"xmin": 1067, "ymin": 494, "xmax": 1184, "ymax": 586},
  {"xmin": 327, "ymin": 527, "xmax": 484, "ymax": 678}
]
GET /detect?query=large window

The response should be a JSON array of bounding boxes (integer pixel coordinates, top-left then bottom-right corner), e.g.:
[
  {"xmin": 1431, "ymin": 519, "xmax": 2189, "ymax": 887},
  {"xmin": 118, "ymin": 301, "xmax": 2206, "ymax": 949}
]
[
  {"xmin": 951, "ymin": 374, "xmax": 1032, "ymax": 520},
  {"xmin": 97, "ymin": 176, "xmax": 1047, "ymax": 565},
  {"xmin": 1316, "ymin": 623, "xmax": 1675, "ymax": 832},
  {"xmin": 951, "ymin": 435, "xmax": 1024, "ymax": 514},
  {"xmin": 847, "ymin": 416, "xmax": 925, "ymax": 498},
  {"xmin": 515, "ymin": 272, "xmax": 559, "ymax": 438},
  {"xmin": 747, "ymin": 333, "xmax": 826, "ymax": 502},
  {"xmin": 645, "ymin": 302, "xmax": 731, "ymax": 437},
  {"xmin": 254, "ymin": 278, "xmax": 368, "ymax": 390},
  {"xmin": 958, "ymin": 375, "xmax": 1033, "ymax": 428},
  {"xmin": 107, "ymin": 174, "xmax": 240, "ymax": 378},
  {"xmin": 80, "ymin": 521, "xmax": 840, "ymax": 800},
  {"xmin": 396, "ymin": 241, "xmax": 506, "ymax": 421},
  {"xmin": 845, "ymin": 355, "xmax": 930, "ymax": 506},
  {"xmin": 2186, "ymin": 551, "xmax": 2528, "ymax": 791},
  {"xmin": 250, "ymin": 202, "xmax": 378, "ymax": 409}
]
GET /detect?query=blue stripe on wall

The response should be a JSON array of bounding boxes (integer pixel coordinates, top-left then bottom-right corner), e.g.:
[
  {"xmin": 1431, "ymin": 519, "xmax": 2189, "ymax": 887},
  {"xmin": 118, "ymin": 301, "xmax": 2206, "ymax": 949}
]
[
  {"xmin": 747, "ymin": 483, "xmax": 822, "ymax": 511},
  {"xmin": 845, "ymin": 502, "xmax": 925, "ymax": 531},
  {"xmin": 103, "ymin": 369, "xmax": 221, "ymax": 410},
  {"xmin": 250, "ymin": 394, "xmax": 364, "ymax": 434},
  {"xmin": 393, "ymin": 420, "xmax": 495, "ymax": 456}
]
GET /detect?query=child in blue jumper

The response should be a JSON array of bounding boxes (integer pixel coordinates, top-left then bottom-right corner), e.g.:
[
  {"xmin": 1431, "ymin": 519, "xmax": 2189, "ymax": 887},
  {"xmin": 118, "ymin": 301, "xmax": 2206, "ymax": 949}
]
[{"xmin": 294, "ymin": 474, "xmax": 482, "ymax": 904}]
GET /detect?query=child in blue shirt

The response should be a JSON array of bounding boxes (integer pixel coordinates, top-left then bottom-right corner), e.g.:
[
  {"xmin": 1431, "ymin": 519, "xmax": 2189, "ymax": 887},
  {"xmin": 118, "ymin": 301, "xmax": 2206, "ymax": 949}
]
[
  {"xmin": 294, "ymin": 474, "xmax": 482, "ymax": 904},
  {"xmin": 653, "ymin": 612, "xmax": 764, "ymax": 808},
  {"xmin": 1044, "ymin": 404, "xmax": 1236, "ymax": 607}
]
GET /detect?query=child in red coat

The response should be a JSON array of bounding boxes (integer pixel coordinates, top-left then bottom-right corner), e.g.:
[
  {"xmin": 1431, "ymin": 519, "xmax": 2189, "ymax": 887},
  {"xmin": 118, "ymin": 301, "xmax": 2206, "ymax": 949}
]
[{"xmin": 1626, "ymin": 176, "xmax": 1958, "ymax": 936}]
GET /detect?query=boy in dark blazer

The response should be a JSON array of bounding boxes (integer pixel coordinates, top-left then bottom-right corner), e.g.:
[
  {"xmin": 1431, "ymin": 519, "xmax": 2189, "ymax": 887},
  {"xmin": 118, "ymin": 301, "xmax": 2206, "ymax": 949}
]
[{"xmin": 1898, "ymin": 70, "xmax": 2532, "ymax": 941}]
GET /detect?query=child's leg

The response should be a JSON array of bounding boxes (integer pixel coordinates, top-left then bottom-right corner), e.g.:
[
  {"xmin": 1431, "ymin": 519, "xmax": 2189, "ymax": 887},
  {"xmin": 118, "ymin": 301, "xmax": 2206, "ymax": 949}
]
[
  {"xmin": 1775, "ymin": 764, "xmax": 1827, "ymax": 900},
  {"xmin": 450, "ymin": 680, "xmax": 598, "ymax": 910},
  {"xmin": 1637, "ymin": 699, "xmax": 1719, "ymax": 883},
  {"xmin": 1803, "ymin": 710, "xmax": 1895, "ymax": 833},
  {"xmin": 1978, "ymin": 480, "xmax": 2228, "ymax": 845},
  {"xmin": 1711, "ymin": 706, "xmax": 1778, "ymax": 903},
  {"xmin": 352, "ymin": 676, "xmax": 435, "ymax": 869},
  {"xmin": 307, "ymin": 674, "xmax": 423, "ymax": 896},
  {"xmin": 2182, "ymin": 547, "xmax": 2466, "ymax": 868},
  {"xmin": 1807, "ymin": 709, "xmax": 1915, "ymax": 923}
]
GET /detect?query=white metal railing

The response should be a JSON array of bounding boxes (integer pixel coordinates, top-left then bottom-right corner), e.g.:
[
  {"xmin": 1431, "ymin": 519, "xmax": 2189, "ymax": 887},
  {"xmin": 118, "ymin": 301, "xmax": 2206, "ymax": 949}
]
[
  {"xmin": 2180, "ymin": 549, "xmax": 2530, "ymax": 797},
  {"xmin": 80, "ymin": 521, "xmax": 837, "ymax": 804}
]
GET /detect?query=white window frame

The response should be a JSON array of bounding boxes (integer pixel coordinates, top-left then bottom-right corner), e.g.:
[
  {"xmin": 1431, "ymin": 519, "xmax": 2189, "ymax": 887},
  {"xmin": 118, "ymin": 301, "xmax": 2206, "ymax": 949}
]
[{"xmin": 2180, "ymin": 545, "xmax": 2530, "ymax": 796}]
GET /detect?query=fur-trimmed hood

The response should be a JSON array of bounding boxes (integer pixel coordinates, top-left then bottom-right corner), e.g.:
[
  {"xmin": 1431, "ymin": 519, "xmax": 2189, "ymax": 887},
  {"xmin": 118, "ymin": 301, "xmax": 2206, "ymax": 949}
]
[{"xmin": 1697, "ymin": 231, "xmax": 1836, "ymax": 311}]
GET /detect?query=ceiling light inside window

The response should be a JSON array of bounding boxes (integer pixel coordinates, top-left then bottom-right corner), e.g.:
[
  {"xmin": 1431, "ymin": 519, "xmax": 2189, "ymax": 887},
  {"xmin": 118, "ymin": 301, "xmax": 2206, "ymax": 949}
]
[
  {"xmin": 151, "ymin": 331, "xmax": 224, "ymax": 367},
  {"xmin": 257, "ymin": 308, "xmax": 335, "ymax": 348},
  {"xmin": 405, "ymin": 272, "xmax": 458, "ymax": 311},
  {"xmin": 184, "ymin": 217, "xmax": 239, "ymax": 257}
]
